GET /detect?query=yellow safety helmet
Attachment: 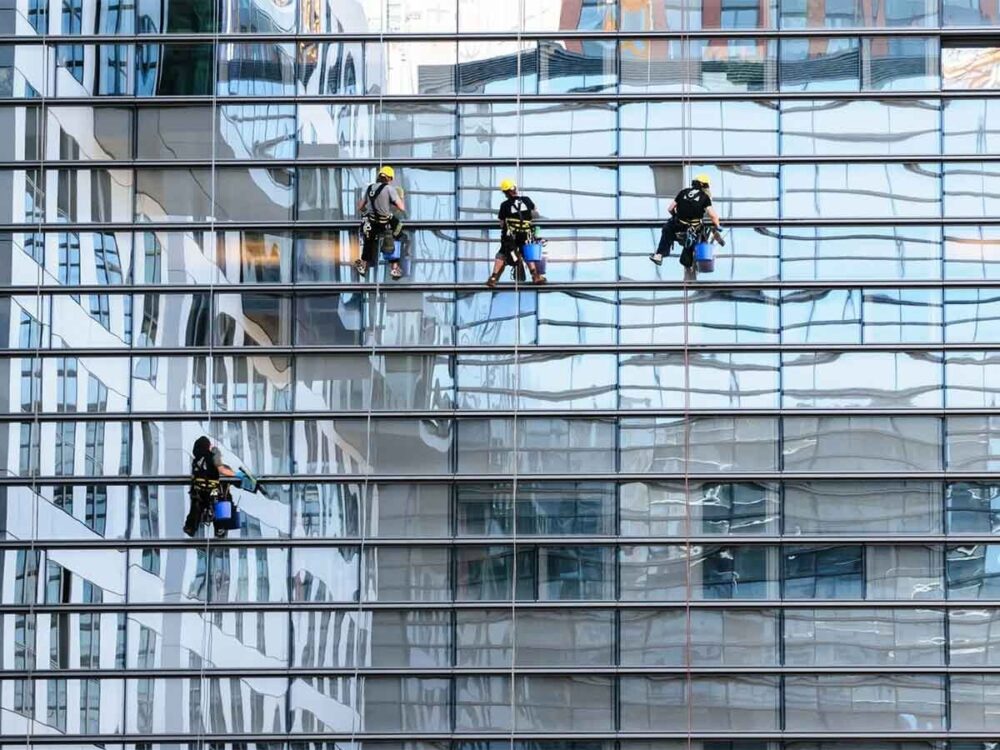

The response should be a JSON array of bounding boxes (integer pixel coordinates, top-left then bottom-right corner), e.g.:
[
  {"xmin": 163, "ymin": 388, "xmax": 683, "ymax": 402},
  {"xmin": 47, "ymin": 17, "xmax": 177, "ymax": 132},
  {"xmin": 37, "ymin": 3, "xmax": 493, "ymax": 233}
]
[
  {"xmin": 499, "ymin": 178, "xmax": 516, "ymax": 192},
  {"xmin": 378, "ymin": 165, "xmax": 395, "ymax": 180},
  {"xmin": 693, "ymin": 173, "xmax": 710, "ymax": 187}
]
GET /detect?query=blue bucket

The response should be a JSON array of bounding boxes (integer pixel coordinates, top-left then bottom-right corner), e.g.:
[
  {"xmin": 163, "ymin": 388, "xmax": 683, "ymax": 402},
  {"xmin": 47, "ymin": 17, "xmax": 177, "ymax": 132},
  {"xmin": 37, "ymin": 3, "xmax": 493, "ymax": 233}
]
[
  {"xmin": 381, "ymin": 240, "xmax": 402, "ymax": 260},
  {"xmin": 694, "ymin": 242, "xmax": 714, "ymax": 273},
  {"xmin": 522, "ymin": 242, "xmax": 542, "ymax": 262},
  {"xmin": 214, "ymin": 499, "xmax": 233, "ymax": 521}
]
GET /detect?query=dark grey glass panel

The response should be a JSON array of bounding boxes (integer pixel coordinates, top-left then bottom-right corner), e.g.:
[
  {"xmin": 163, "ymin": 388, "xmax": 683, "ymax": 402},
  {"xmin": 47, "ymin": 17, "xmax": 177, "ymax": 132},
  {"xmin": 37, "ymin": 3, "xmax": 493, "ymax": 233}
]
[
  {"xmin": 784, "ymin": 674, "xmax": 945, "ymax": 731},
  {"xmin": 361, "ymin": 677, "xmax": 451, "ymax": 732},
  {"xmin": 291, "ymin": 418, "xmax": 452, "ymax": 475},
  {"xmin": 214, "ymin": 168, "xmax": 294, "ymax": 222},
  {"xmin": 620, "ymin": 416, "xmax": 779, "ymax": 473},
  {"xmin": 455, "ymin": 545, "xmax": 533, "ymax": 601},
  {"xmin": 364, "ymin": 610, "xmax": 451, "ymax": 668},
  {"xmin": 294, "ymin": 293, "xmax": 363, "ymax": 346},
  {"xmin": 779, "ymin": 37, "xmax": 859, "ymax": 91},
  {"xmin": 951, "ymin": 674, "xmax": 1000, "ymax": 731},
  {"xmin": 366, "ymin": 483, "xmax": 451, "ymax": 538},
  {"xmin": 783, "ymin": 545, "xmax": 864, "ymax": 599},
  {"xmin": 136, "ymin": 43, "xmax": 214, "ymax": 95},
  {"xmin": 781, "ymin": 226, "xmax": 941, "ymax": 282},
  {"xmin": 620, "ymin": 101, "xmax": 778, "ymax": 158},
  {"xmin": 620, "ymin": 481, "xmax": 779, "ymax": 537},
  {"xmin": 514, "ymin": 610, "xmax": 613, "ymax": 666},
  {"xmin": 948, "ymin": 544, "xmax": 1000, "ymax": 599},
  {"xmin": 538, "ymin": 546, "xmax": 615, "ymax": 601},
  {"xmin": 0, "ymin": 107, "xmax": 43, "ymax": 161},
  {"xmin": 781, "ymin": 351, "xmax": 943, "ymax": 408},
  {"xmin": 455, "ymin": 608, "xmax": 512, "ymax": 667},
  {"xmin": 620, "ymin": 675, "xmax": 780, "ymax": 731},
  {"xmin": 363, "ymin": 547, "xmax": 450, "ymax": 602},
  {"xmin": 948, "ymin": 483, "xmax": 1000, "ymax": 534},
  {"xmin": 456, "ymin": 353, "xmax": 617, "ymax": 410},
  {"xmin": 221, "ymin": 0, "xmax": 295, "ymax": 32},
  {"xmin": 455, "ymin": 675, "xmax": 512, "ymax": 731},
  {"xmin": 784, "ymin": 608, "xmax": 944, "ymax": 667},
  {"xmin": 296, "ymin": 41, "xmax": 366, "ymax": 94},
  {"xmin": 620, "ymin": 608, "xmax": 779, "ymax": 667},
  {"xmin": 620, "ymin": 352, "xmax": 780, "ymax": 409},
  {"xmin": 867, "ymin": 544, "xmax": 944, "ymax": 600},
  {"xmin": 135, "ymin": 169, "xmax": 213, "ymax": 223},
  {"xmin": 785, "ymin": 481, "xmax": 942, "ymax": 535},
  {"xmin": 457, "ymin": 482, "xmax": 616, "ymax": 537},
  {"xmin": 947, "ymin": 416, "xmax": 1000, "ymax": 472},
  {"xmin": 620, "ymin": 544, "xmax": 779, "ymax": 600},
  {"xmin": 782, "ymin": 416, "xmax": 942, "ymax": 472},
  {"xmin": 457, "ymin": 418, "xmax": 616, "ymax": 475},
  {"xmin": 949, "ymin": 608, "xmax": 1000, "ymax": 666},
  {"xmin": 456, "ymin": 41, "xmax": 536, "ymax": 94},
  {"xmin": 212, "ymin": 354, "xmax": 292, "ymax": 411},
  {"xmin": 138, "ymin": 0, "xmax": 216, "ymax": 32},
  {"xmin": 515, "ymin": 675, "xmax": 613, "ymax": 731}
]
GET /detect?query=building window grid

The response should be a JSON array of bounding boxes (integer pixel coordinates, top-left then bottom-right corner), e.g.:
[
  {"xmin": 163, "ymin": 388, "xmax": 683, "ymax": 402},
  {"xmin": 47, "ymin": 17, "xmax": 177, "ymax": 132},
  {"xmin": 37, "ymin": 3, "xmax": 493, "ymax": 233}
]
[{"xmin": 4, "ymin": 5, "xmax": 1000, "ymax": 746}]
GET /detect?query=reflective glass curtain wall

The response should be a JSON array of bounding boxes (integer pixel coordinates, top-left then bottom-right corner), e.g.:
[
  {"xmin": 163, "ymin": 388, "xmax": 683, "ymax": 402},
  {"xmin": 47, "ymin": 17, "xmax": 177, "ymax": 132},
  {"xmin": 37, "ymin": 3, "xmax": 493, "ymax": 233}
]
[{"xmin": 2, "ymin": 0, "xmax": 1000, "ymax": 746}]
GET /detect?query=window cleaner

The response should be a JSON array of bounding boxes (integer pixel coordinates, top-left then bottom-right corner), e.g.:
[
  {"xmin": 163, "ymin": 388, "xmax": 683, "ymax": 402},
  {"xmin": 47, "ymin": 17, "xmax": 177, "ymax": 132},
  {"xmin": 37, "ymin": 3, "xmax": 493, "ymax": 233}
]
[
  {"xmin": 183, "ymin": 436, "xmax": 261, "ymax": 539},
  {"xmin": 649, "ymin": 173, "xmax": 725, "ymax": 270},
  {"xmin": 355, "ymin": 165, "xmax": 407, "ymax": 281},
  {"xmin": 486, "ymin": 178, "xmax": 547, "ymax": 288}
]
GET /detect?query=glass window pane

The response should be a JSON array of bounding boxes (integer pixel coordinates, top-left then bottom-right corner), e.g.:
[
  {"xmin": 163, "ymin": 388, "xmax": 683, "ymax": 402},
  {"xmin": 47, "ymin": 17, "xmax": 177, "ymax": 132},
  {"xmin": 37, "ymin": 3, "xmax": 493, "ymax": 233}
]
[
  {"xmin": 951, "ymin": 674, "xmax": 1000, "ymax": 731},
  {"xmin": 620, "ymin": 675, "xmax": 779, "ymax": 731},
  {"xmin": 783, "ymin": 416, "xmax": 942, "ymax": 472},
  {"xmin": 620, "ymin": 417, "xmax": 779, "ymax": 474},
  {"xmin": 781, "ymin": 289, "xmax": 862, "ymax": 344},
  {"xmin": 786, "ymin": 480, "xmax": 943, "ymax": 535},
  {"xmin": 539, "ymin": 39, "xmax": 616, "ymax": 94},
  {"xmin": 945, "ymin": 289, "xmax": 1000, "ymax": 343},
  {"xmin": 460, "ymin": 102, "xmax": 616, "ymax": 158},
  {"xmin": 781, "ymin": 226, "xmax": 942, "ymax": 281},
  {"xmin": 136, "ymin": 43, "xmax": 214, "ymax": 95},
  {"xmin": 296, "ymin": 42, "xmax": 366, "ymax": 94},
  {"xmin": 947, "ymin": 416, "xmax": 1000, "ymax": 471},
  {"xmin": 783, "ymin": 162, "xmax": 941, "ymax": 219},
  {"xmin": 620, "ymin": 352, "xmax": 780, "ymax": 409},
  {"xmin": 620, "ymin": 101, "xmax": 778, "ymax": 158},
  {"xmin": 782, "ymin": 351, "xmax": 943, "ymax": 408},
  {"xmin": 538, "ymin": 546, "xmax": 614, "ymax": 601},
  {"xmin": 363, "ymin": 547, "xmax": 450, "ymax": 602},
  {"xmin": 865, "ymin": 36, "xmax": 938, "ymax": 90},
  {"xmin": 214, "ymin": 293, "xmax": 291, "ymax": 347},
  {"xmin": 864, "ymin": 289, "xmax": 944, "ymax": 343},
  {"xmin": 780, "ymin": 37, "xmax": 860, "ymax": 91},
  {"xmin": 46, "ymin": 106, "xmax": 131, "ymax": 161},
  {"xmin": 515, "ymin": 675, "xmax": 613, "ymax": 731},
  {"xmin": 784, "ymin": 674, "xmax": 945, "ymax": 731},
  {"xmin": 781, "ymin": 99, "xmax": 940, "ymax": 155},
  {"xmin": 621, "ymin": 164, "xmax": 778, "ymax": 221},
  {"xmin": 221, "ymin": 0, "xmax": 295, "ymax": 32},
  {"xmin": 948, "ymin": 482, "xmax": 1000, "ymax": 534},
  {"xmin": 459, "ymin": 165, "xmax": 616, "ymax": 222},
  {"xmin": 943, "ymin": 46, "xmax": 1000, "ymax": 89},
  {"xmin": 620, "ymin": 481, "xmax": 780, "ymax": 537},
  {"xmin": 945, "ymin": 99, "xmax": 1000, "ymax": 155},
  {"xmin": 780, "ymin": 0, "xmax": 937, "ymax": 25},
  {"xmin": 620, "ymin": 608, "xmax": 779, "ymax": 667},
  {"xmin": 945, "ymin": 162, "xmax": 1000, "ymax": 218},
  {"xmin": 382, "ymin": 41, "xmax": 457, "ymax": 95},
  {"xmin": 949, "ymin": 608, "xmax": 1000, "ymax": 665},
  {"xmin": 620, "ymin": 544, "xmax": 780, "ymax": 600},
  {"xmin": 620, "ymin": 38, "xmax": 777, "ymax": 93},
  {"xmin": 456, "ymin": 353, "xmax": 617, "ymax": 410},
  {"xmin": 948, "ymin": 544, "xmax": 1000, "ymax": 599},
  {"xmin": 514, "ymin": 610, "xmax": 613, "ymax": 666},
  {"xmin": 361, "ymin": 677, "xmax": 450, "ymax": 732},
  {"xmin": 943, "ymin": 0, "xmax": 999, "ymax": 23},
  {"xmin": 620, "ymin": 289, "xmax": 780, "ymax": 345},
  {"xmin": 784, "ymin": 608, "xmax": 944, "ymax": 666},
  {"xmin": 866, "ymin": 544, "xmax": 944, "ymax": 600},
  {"xmin": 456, "ymin": 41, "xmax": 535, "ymax": 94},
  {"xmin": 784, "ymin": 545, "xmax": 864, "ymax": 599},
  {"xmin": 455, "ymin": 609, "xmax": 512, "ymax": 667}
]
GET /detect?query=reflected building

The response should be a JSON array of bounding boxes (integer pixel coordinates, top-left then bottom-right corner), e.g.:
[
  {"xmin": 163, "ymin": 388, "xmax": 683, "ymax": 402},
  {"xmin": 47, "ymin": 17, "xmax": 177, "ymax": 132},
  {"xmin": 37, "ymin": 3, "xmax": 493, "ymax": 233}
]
[{"xmin": 2, "ymin": 0, "xmax": 1000, "ymax": 746}]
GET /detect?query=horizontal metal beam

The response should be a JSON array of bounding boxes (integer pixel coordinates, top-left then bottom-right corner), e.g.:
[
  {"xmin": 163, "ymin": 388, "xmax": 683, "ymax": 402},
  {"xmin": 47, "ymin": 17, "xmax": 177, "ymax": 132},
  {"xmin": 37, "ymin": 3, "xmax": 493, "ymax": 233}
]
[
  {"xmin": 2, "ymin": 344, "xmax": 1000, "ymax": 357},
  {"xmin": 0, "ymin": 600, "xmax": 996, "ymax": 614},
  {"xmin": 0, "ymin": 665, "xmax": 996, "ymax": 679},
  {"xmin": 0, "ymin": 472, "xmax": 995, "ymax": 486},
  {"xmin": 2, "ymin": 154, "xmax": 996, "ymax": 169},
  {"xmin": 0, "ymin": 408, "xmax": 999, "ymax": 424},
  {"xmin": 0, "ymin": 26, "xmax": 990, "ymax": 42},
  {"xmin": 0, "ymin": 535, "xmax": 993, "ymax": 549},
  {"xmin": 6, "ymin": 89, "xmax": 1000, "ymax": 106},
  {"xmin": 0, "ymin": 217, "xmax": 994, "ymax": 232}
]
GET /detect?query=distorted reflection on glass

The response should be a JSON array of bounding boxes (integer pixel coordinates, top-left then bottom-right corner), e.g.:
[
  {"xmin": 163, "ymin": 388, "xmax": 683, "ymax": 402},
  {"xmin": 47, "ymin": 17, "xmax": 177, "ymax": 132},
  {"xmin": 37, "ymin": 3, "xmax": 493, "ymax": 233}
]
[
  {"xmin": 780, "ymin": 226, "xmax": 941, "ymax": 281},
  {"xmin": 780, "ymin": 99, "xmax": 940, "ymax": 156},
  {"xmin": 782, "ymin": 163, "xmax": 941, "ymax": 219},
  {"xmin": 620, "ymin": 352, "xmax": 780, "ymax": 409},
  {"xmin": 135, "ymin": 43, "xmax": 214, "ymax": 95},
  {"xmin": 779, "ymin": 37, "xmax": 860, "ymax": 91}
]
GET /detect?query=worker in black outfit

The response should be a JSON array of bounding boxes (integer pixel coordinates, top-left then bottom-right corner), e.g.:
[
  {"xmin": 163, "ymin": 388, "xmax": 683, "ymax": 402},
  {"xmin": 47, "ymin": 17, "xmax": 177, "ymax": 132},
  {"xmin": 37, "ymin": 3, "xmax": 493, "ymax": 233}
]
[
  {"xmin": 355, "ymin": 165, "xmax": 406, "ymax": 280},
  {"xmin": 649, "ymin": 173, "xmax": 723, "ymax": 268},
  {"xmin": 487, "ymin": 178, "xmax": 546, "ymax": 287},
  {"xmin": 183, "ymin": 436, "xmax": 237, "ymax": 538}
]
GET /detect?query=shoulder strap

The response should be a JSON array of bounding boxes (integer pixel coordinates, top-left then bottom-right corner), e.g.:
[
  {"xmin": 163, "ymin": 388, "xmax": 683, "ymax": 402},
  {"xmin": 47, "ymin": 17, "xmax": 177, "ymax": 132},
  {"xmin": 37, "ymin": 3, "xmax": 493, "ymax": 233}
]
[{"xmin": 365, "ymin": 183, "xmax": 388, "ymax": 210}]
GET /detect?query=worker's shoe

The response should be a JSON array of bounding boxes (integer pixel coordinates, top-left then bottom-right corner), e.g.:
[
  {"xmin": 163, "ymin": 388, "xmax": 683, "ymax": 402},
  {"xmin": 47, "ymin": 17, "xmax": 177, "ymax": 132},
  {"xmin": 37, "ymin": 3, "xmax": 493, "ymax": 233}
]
[
  {"xmin": 649, "ymin": 253, "xmax": 663, "ymax": 266},
  {"xmin": 486, "ymin": 272, "xmax": 501, "ymax": 288},
  {"xmin": 354, "ymin": 259, "xmax": 368, "ymax": 276},
  {"xmin": 532, "ymin": 272, "xmax": 547, "ymax": 285},
  {"xmin": 390, "ymin": 264, "xmax": 403, "ymax": 280}
]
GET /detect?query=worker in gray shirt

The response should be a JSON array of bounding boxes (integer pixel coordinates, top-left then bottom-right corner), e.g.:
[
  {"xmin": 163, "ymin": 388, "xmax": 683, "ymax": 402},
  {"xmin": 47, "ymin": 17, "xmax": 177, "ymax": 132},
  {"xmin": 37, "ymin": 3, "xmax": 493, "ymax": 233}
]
[{"xmin": 356, "ymin": 165, "xmax": 407, "ymax": 279}]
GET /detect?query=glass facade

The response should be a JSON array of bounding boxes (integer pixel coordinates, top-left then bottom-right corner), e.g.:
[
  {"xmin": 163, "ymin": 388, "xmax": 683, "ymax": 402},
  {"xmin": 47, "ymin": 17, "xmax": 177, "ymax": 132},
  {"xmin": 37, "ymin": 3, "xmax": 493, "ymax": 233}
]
[{"xmin": 1, "ymin": 0, "xmax": 1000, "ymax": 746}]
